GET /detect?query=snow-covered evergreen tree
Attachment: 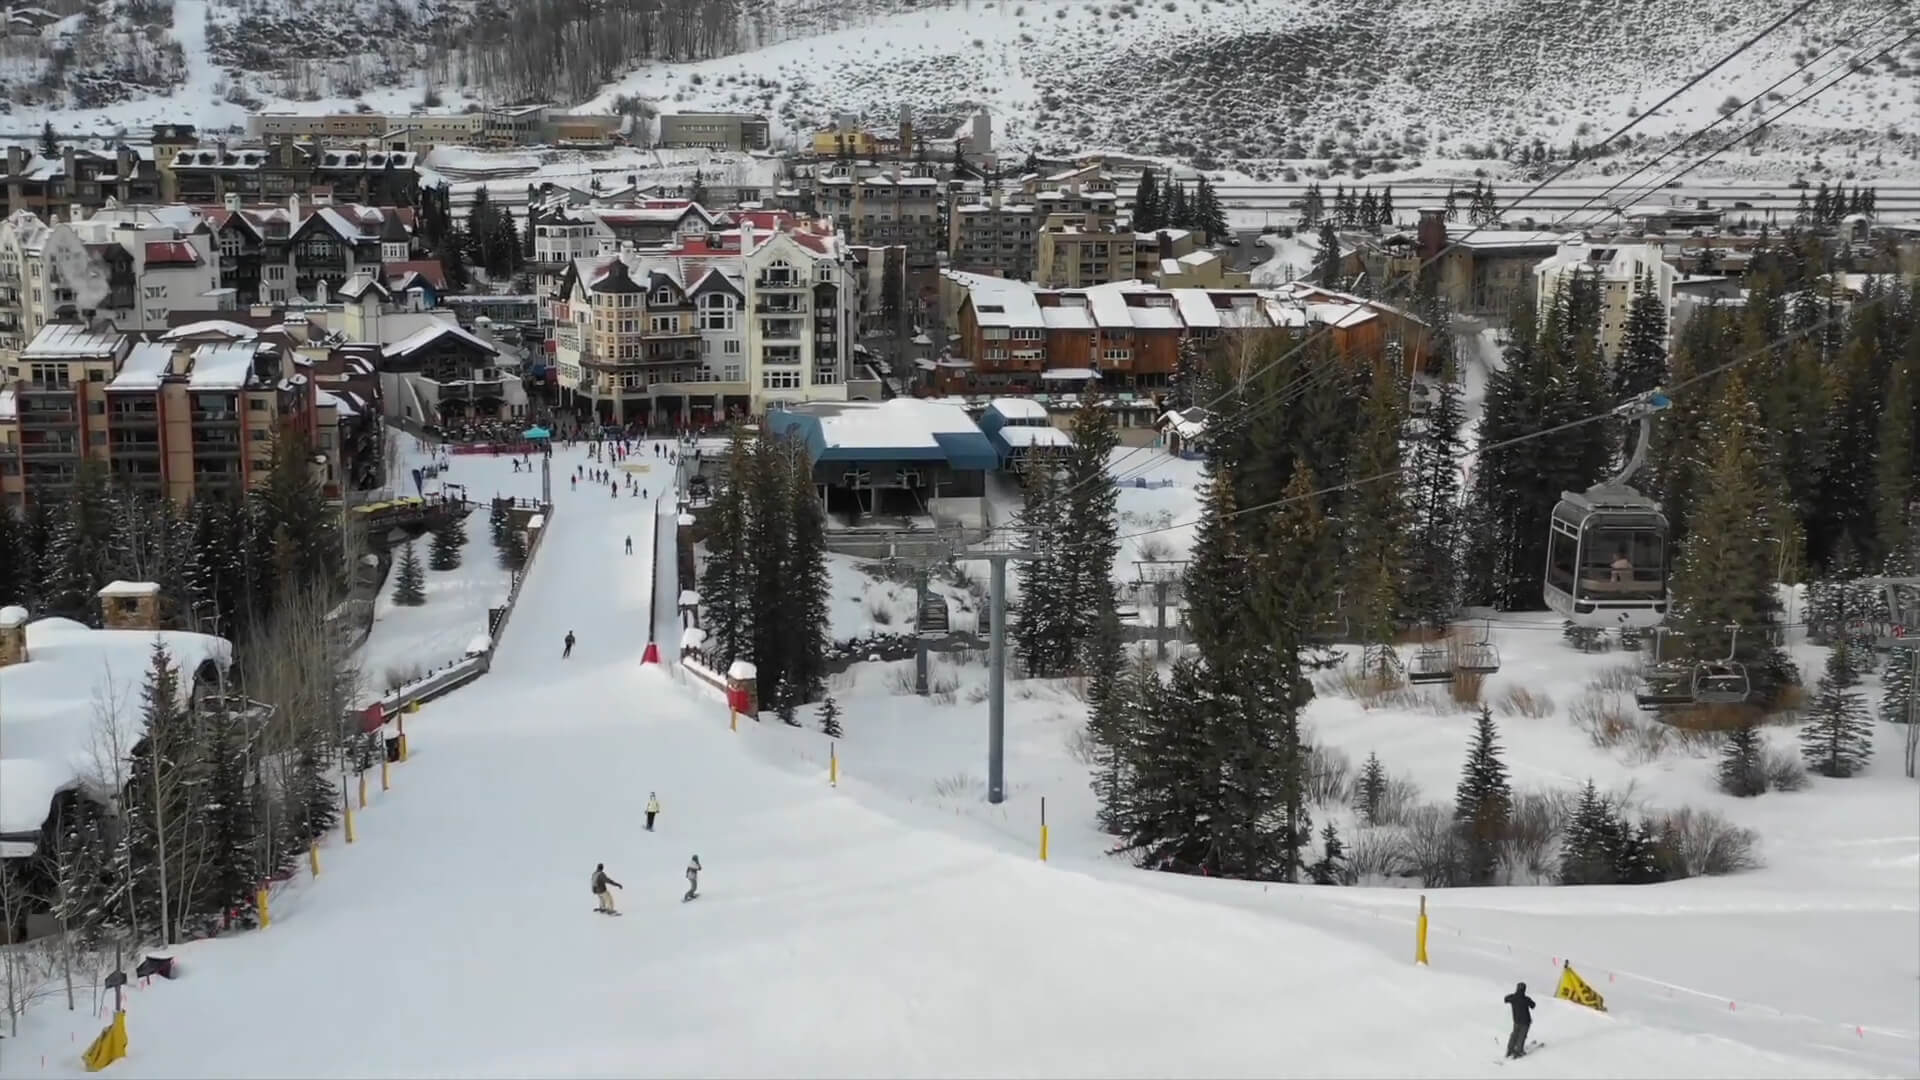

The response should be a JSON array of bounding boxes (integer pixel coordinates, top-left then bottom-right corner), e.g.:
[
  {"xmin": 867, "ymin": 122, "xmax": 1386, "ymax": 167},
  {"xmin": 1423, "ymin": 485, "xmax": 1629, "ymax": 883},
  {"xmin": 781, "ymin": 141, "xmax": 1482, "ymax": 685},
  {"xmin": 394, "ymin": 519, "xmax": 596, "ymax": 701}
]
[
  {"xmin": 1062, "ymin": 393, "xmax": 1121, "ymax": 672},
  {"xmin": 699, "ymin": 427, "xmax": 755, "ymax": 665},
  {"xmin": 1013, "ymin": 464, "xmax": 1069, "ymax": 676},
  {"xmin": 1403, "ymin": 341, "xmax": 1464, "ymax": 629},
  {"xmin": 1718, "ymin": 723, "xmax": 1767, "ymax": 797},
  {"xmin": 1310, "ymin": 822, "xmax": 1346, "ymax": 885},
  {"xmin": 1192, "ymin": 175, "xmax": 1230, "ymax": 244},
  {"xmin": 1613, "ymin": 819, "xmax": 1665, "ymax": 884},
  {"xmin": 198, "ymin": 705, "xmax": 262, "ymax": 927},
  {"xmin": 1883, "ymin": 649, "xmax": 1917, "ymax": 726},
  {"xmin": 429, "ymin": 519, "xmax": 462, "ymax": 571},
  {"xmin": 40, "ymin": 459, "xmax": 115, "ymax": 622},
  {"xmin": 745, "ymin": 436, "xmax": 792, "ymax": 704},
  {"xmin": 1454, "ymin": 707, "xmax": 1511, "ymax": 884},
  {"xmin": 1354, "ymin": 751, "xmax": 1387, "ymax": 825},
  {"xmin": 1801, "ymin": 644, "xmax": 1874, "ymax": 778},
  {"xmin": 1338, "ymin": 360, "xmax": 1408, "ymax": 644},
  {"xmin": 1612, "ymin": 270, "xmax": 1670, "ymax": 400},
  {"xmin": 1558, "ymin": 780, "xmax": 1619, "ymax": 885},
  {"xmin": 1316, "ymin": 222, "xmax": 1343, "ymax": 287},
  {"xmin": 124, "ymin": 642, "xmax": 210, "ymax": 944},
  {"xmin": 394, "ymin": 541, "xmax": 426, "ymax": 605},
  {"xmin": 780, "ymin": 439, "xmax": 831, "ymax": 702},
  {"xmin": 817, "ymin": 695, "xmax": 842, "ymax": 738},
  {"xmin": 1131, "ymin": 169, "xmax": 1161, "ymax": 232}
]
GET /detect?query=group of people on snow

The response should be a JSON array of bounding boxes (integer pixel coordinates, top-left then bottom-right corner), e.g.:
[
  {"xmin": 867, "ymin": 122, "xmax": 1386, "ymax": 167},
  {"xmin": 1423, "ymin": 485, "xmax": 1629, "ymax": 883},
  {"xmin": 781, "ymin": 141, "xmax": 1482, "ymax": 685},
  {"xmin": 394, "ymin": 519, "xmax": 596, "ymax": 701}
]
[{"xmin": 591, "ymin": 793, "xmax": 700, "ymax": 914}]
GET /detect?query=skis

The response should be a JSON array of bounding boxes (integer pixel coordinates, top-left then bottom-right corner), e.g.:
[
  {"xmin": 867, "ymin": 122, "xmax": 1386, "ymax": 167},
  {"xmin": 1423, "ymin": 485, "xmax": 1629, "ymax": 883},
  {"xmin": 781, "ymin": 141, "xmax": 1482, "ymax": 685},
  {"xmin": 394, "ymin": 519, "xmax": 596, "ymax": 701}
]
[
  {"xmin": 1495, "ymin": 1040, "xmax": 1544, "ymax": 1064},
  {"xmin": 592, "ymin": 908, "xmax": 623, "ymax": 916},
  {"xmin": 682, "ymin": 894, "xmax": 699, "ymax": 903}
]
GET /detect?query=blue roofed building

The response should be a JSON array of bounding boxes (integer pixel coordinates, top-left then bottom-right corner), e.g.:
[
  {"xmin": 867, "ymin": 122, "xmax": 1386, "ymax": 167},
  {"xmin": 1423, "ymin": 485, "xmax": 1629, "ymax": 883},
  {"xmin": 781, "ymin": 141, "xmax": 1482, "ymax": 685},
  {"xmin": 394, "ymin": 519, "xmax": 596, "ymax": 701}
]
[
  {"xmin": 765, "ymin": 399, "xmax": 996, "ymax": 525},
  {"xmin": 977, "ymin": 397, "xmax": 1071, "ymax": 478}
]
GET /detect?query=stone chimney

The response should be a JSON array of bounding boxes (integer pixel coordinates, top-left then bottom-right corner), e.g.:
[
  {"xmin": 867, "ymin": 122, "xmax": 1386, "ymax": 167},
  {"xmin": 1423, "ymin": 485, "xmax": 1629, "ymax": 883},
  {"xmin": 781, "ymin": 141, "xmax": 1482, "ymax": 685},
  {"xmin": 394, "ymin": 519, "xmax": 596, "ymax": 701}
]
[
  {"xmin": 1157, "ymin": 230, "xmax": 1174, "ymax": 260},
  {"xmin": 0, "ymin": 605, "xmax": 27, "ymax": 667},
  {"xmin": 97, "ymin": 582, "xmax": 162, "ymax": 631}
]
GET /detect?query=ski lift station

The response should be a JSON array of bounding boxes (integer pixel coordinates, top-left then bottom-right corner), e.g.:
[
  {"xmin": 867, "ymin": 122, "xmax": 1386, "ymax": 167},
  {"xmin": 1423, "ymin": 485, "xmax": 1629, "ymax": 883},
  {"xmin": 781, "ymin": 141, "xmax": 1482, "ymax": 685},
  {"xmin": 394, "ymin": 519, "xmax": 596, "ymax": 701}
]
[{"xmin": 763, "ymin": 399, "xmax": 999, "ymax": 531}]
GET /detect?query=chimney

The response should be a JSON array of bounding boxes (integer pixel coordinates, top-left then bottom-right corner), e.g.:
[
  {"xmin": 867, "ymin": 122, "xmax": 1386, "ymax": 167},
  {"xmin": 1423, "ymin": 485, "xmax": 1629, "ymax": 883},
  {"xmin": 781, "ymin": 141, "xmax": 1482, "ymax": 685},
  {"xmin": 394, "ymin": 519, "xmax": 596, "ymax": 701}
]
[
  {"xmin": 6, "ymin": 145, "xmax": 25, "ymax": 175},
  {"xmin": 224, "ymin": 191, "xmax": 242, "ymax": 212},
  {"xmin": 0, "ymin": 605, "xmax": 26, "ymax": 667},
  {"xmin": 289, "ymin": 193, "xmax": 302, "ymax": 222},
  {"xmin": 97, "ymin": 582, "xmax": 162, "ymax": 631},
  {"xmin": 1416, "ymin": 207, "xmax": 1448, "ymax": 261},
  {"xmin": 740, "ymin": 220, "xmax": 755, "ymax": 253},
  {"xmin": 1156, "ymin": 229, "xmax": 1173, "ymax": 260}
]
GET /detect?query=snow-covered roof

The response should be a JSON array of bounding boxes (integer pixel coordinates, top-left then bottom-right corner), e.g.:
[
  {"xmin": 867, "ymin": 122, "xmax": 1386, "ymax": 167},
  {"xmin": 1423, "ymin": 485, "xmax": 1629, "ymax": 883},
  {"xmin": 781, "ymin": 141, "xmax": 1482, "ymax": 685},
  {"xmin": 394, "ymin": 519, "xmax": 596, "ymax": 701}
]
[
  {"xmin": 188, "ymin": 342, "xmax": 259, "ymax": 390},
  {"xmin": 1031, "ymin": 304, "xmax": 1088, "ymax": 330},
  {"xmin": 1171, "ymin": 289, "xmax": 1222, "ymax": 329},
  {"xmin": 967, "ymin": 278, "xmax": 1045, "ymax": 328},
  {"xmin": 0, "ymin": 390, "xmax": 15, "ymax": 422},
  {"xmin": 995, "ymin": 426, "xmax": 1071, "ymax": 448},
  {"xmin": 0, "ymin": 618, "xmax": 233, "ymax": 838},
  {"xmin": 767, "ymin": 399, "xmax": 998, "ymax": 470},
  {"xmin": 1084, "ymin": 284, "xmax": 1133, "ymax": 328},
  {"xmin": 98, "ymin": 581, "xmax": 161, "ymax": 597},
  {"xmin": 1454, "ymin": 230, "xmax": 1568, "ymax": 250},
  {"xmin": 988, "ymin": 397, "xmax": 1048, "ymax": 421},
  {"xmin": 383, "ymin": 322, "xmax": 498, "ymax": 360},
  {"xmin": 1041, "ymin": 368, "xmax": 1100, "ymax": 381},
  {"xmin": 1161, "ymin": 407, "xmax": 1207, "ymax": 439},
  {"xmin": 109, "ymin": 342, "xmax": 176, "ymax": 390},
  {"xmin": 679, "ymin": 590, "xmax": 699, "ymax": 606},
  {"xmin": 1128, "ymin": 305, "xmax": 1182, "ymax": 329},
  {"xmin": 161, "ymin": 319, "xmax": 260, "ymax": 342},
  {"xmin": 727, "ymin": 660, "xmax": 756, "ymax": 680},
  {"xmin": 22, "ymin": 323, "xmax": 121, "ymax": 360}
]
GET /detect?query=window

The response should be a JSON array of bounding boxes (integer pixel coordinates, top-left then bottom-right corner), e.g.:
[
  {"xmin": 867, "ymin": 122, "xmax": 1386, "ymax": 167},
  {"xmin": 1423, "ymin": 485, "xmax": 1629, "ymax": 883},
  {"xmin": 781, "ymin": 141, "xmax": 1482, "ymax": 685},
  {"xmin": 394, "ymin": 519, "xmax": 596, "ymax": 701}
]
[
  {"xmin": 650, "ymin": 315, "xmax": 678, "ymax": 333},
  {"xmin": 722, "ymin": 363, "xmax": 743, "ymax": 381},
  {"xmin": 144, "ymin": 285, "xmax": 166, "ymax": 300},
  {"xmin": 761, "ymin": 369, "xmax": 802, "ymax": 390},
  {"xmin": 30, "ymin": 363, "xmax": 69, "ymax": 388},
  {"xmin": 1103, "ymin": 348, "xmax": 1130, "ymax": 362},
  {"xmin": 722, "ymin": 340, "xmax": 742, "ymax": 355},
  {"xmin": 697, "ymin": 295, "xmax": 735, "ymax": 331},
  {"xmin": 652, "ymin": 290, "xmax": 674, "ymax": 306}
]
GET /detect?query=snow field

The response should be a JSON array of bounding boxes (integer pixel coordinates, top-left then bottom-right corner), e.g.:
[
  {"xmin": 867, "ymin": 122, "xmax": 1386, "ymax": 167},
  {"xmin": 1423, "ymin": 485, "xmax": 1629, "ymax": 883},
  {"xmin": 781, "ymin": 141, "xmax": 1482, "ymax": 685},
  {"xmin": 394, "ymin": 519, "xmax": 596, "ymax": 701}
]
[
  {"xmin": 3, "ymin": 434, "xmax": 1875, "ymax": 1078},
  {"xmin": 354, "ymin": 507, "xmax": 510, "ymax": 702}
]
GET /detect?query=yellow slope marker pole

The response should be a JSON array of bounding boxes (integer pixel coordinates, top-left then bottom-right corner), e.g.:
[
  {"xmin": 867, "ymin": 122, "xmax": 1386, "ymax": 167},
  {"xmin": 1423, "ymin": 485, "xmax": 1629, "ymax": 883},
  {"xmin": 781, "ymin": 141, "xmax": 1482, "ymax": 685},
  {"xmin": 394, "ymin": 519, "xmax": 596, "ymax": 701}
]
[
  {"xmin": 1416, "ymin": 894, "xmax": 1430, "ymax": 965},
  {"xmin": 309, "ymin": 841, "xmax": 321, "ymax": 877},
  {"xmin": 829, "ymin": 742, "xmax": 838, "ymax": 787},
  {"xmin": 1039, "ymin": 796, "xmax": 1050, "ymax": 862},
  {"xmin": 256, "ymin": 885, "xmax": 270, "ymax": 929},
  {"xmin": 381, "ymin": 752, "xmax": 391, "ymax": 791},
  {"xmin": 358, "ymin": 771, "xmax": 369, "ymax": 809}
]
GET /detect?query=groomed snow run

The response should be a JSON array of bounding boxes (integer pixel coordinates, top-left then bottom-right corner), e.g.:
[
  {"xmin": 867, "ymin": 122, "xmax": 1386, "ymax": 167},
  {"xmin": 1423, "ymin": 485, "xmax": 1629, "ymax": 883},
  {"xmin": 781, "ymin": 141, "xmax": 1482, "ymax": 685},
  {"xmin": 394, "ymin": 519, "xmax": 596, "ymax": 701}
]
[{"xmin": 0, "ymin": 440, "xmax": 1880, "ymax": 1078}]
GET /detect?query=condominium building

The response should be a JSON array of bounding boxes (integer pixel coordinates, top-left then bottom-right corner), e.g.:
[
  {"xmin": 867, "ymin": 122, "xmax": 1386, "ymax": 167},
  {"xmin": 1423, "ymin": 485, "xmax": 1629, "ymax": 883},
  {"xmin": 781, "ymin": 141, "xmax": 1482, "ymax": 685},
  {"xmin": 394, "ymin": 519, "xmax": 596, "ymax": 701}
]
[
  {"xmin": 658, "ymin": 113, "xmax": 771, "ymax": 152},
  {"xmin": 1534, "ymin": 241, "xmax": 1677, "ymax": 360},
  {"xmin": 815, "ymin": 167, "xmax": 943, "ymax": 271},
  {"xmin": 0, "ymin": 145, "xmax": 163, "ymax": 222},
  {"xmin": 160, "ymin": 137, "xmax": 419, "ymax": 207},
  {"xmin": 0, "ymin": 321, "xmax": 338, "ymax": 510}
]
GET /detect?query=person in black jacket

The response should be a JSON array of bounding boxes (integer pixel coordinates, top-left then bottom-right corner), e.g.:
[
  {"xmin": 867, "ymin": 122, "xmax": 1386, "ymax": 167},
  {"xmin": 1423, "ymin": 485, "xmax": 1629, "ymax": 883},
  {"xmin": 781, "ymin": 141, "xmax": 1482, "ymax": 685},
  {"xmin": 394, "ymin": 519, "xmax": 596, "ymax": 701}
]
[
  {"xmin": 592, "ymin": 863, "xmax": 623, "ymax": 914},
  {"xmin": 1504, "ymin": 982, "xmax": 1536, "ymax": 1058}
]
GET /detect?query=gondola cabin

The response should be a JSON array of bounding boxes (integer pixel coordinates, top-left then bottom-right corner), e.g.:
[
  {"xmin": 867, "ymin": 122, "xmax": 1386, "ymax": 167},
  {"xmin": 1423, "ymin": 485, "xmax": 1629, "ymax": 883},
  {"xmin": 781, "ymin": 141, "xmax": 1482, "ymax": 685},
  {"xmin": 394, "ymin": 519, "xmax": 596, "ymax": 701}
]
[{"xmin": 1545, "ymin": 488, "xmax": 1670, "ymax": 628}]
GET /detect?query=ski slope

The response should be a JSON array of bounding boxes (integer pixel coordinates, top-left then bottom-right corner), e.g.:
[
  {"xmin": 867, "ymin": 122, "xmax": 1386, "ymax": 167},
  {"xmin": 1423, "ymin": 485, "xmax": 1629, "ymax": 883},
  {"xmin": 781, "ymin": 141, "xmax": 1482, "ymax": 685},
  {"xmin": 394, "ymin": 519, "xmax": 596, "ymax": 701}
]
[{"xmin": 0, "ymin": 440, "xmax": 1881, "ymax": 1078}]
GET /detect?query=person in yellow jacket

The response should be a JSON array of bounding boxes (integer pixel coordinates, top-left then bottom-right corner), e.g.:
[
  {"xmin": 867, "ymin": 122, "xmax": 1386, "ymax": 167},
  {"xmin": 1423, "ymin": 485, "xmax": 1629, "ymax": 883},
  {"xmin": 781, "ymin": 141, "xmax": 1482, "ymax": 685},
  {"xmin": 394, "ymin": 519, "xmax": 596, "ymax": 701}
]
[{"xmin": 645, "ymin": 792, "xmax": 661, "ymax": 832}]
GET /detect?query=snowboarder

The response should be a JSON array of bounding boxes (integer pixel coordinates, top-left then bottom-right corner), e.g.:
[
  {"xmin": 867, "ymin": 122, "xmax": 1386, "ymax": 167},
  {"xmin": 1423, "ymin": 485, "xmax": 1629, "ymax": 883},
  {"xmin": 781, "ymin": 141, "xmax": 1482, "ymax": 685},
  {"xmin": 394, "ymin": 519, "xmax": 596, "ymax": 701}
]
[
  {"xmin": 592, "ymin": 863, "xmax": 623, "ymax": 914},
  {"xmin": 683, "ymin": 855, "xmax": 701, "ymax": 901},
  {"xmin": 1504, "ymin": 982, "xmax": 1535, "ymax": 1059},
  {"xmin": 563, "ymin": 631, "xmax": 576, "ymax": 659},
  {"xmin": 625, "ymin": 535, "xmax": 633, "ymax": 554},
  {"xmin": 645, "ymin": 792, "xmax": 660, "ymax": 831}
]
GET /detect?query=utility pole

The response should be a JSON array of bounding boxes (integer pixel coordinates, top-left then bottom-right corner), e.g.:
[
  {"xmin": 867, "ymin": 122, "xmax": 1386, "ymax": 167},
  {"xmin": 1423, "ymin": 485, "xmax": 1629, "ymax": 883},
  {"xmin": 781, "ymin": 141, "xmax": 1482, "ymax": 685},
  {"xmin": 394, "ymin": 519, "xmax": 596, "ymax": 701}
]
[{"xmin": 966, "ymin": 528, "xmax": 1035, "ymax": 804}]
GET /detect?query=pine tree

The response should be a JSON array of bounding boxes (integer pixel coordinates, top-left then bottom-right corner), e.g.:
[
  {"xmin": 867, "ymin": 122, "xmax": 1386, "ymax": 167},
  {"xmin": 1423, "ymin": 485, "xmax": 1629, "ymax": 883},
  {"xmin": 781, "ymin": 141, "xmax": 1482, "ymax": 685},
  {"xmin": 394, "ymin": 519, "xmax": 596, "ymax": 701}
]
[
  {"xmin": 1558, "ymin": 780, "xmax": 1619, "ymax": 885},
  {"xmin": 745, "ymin": 435, "xmax": 792, "ymax": 704},
  {"xmin": 198, "ymin": 705, "xmax": 261, "ymax": 927},
  {"xmin": 123, "ymin": 642, "xmax": 209, "ymax": 944},
  {"xmin": 1354, "ymin": 751, "xmax": 1387, "ymax": 825},
  {"xmin": 1083, "ymin": 600, "xmax": 1134, "ymax": 833},
  {"xmin": 780, "ymin": 439, "xmax": 831, "ymax": 702},
  {"xmin": 0, "ymin": 503, "xmax": 30, "ymax": 605},
  {"xmin": 1801, "ymin": 643, "xmax": 1874, "ymax": 778},
  {"xmin": 1013, "ymin": 464, "xmax": 1070, "ymax": 676},
  {"xmin": 1667, "ymin": 368, "xmax": 1797, "ymax": 703},
  {"xmin": 1113, "ymin": 655, "xmax": 1212, "ymax": 871},
  {"xmin": 1404, "ymin": 341, "xmax": 1464, "ymax": 628},
  {"xmin": 466, "ymin": 185, "xmax": 496, "ymax": 269},
  {"xmin": 1339, "ymin": 360, "xmax": 1408, "ymax": 644},
  {"xmin": 393, "ymin": 541, "xmax": 426, "ymax": 605},
  {"xmin": 1316, "ymin": 222, "xmax": 1343, "ymax": 287},
  {"xmin": 699, "ymin": 427, "xmax": 755, "ymax": 665},
  {"xmin": 1061, "ymin": 393, "xmax": 1121, "ymax": 671},
  {"xmin": 429, "ymin": 519, "xmax": 462, "ymax": 571},
  {"xmin": 496, "ymin": 524, "xmax": 527, "ymax": 573},
  {"xmin": 1718, "ymin": 723, "xmax": 1767, "ymax": 797},
  {"xmin": 1872, "ymin": 354, "xmax": 1913, "ymax": 570},
  {"xmin": 1453, "ymin": 706, "xmax": 1512, "ymax": 884},
  {"xmin": 1613, "ymin": 270, "xmax": 1670, "ymax": 399},
  {"xmin": 488, "ymin": 497, "xmax": 510, "ymax": 543},
  {"xmin": 1192, "ymin": 175, "xmax": 1230, "ymax": 244},
  {"xmin": 40, "ymin": 459, "xmax": 115, "ymax": 622},
  {"xmin": 39, "ymin": 120, "xmax": 57, "ymax": 157},
  {"xmin": 1615, "ymin": 820, "xmax": 1666, "ymax": 884},
  {"xmin": 1357, "ymin": 188, "xmax": 1378, "ymax": 230},
  {"xmin": 1164, "ymin": 175, "xmax": 1192, "ymax": 230},
  {"xmin": 818, "ymin": 695, "xmax": 843, "ymax": 737},
  {"xmin": 253, "ymin": 430, "xmax": 339, "ymax": 595},
  {"xmin": 1309, "ymin": 822, "xmax": 1346, "ymax": 885},
  {"xmin": 1299, "ymin": 183, "xmax": 1324, "ymax": 228},
  {"xmin": 1376, "ymin": 185, "xmax": 1395, "ymax": 227},
  {"xmin": 1881, "ymin": 649, "xmax": 1915, "ymax": 725},
  {"xmin": 1132, "ymin": 169, "xmax": 1161, "ymax": 232},
  {"xmin": 1333, "ymin": 185, "xmax": 1355, "ymax": 226}
]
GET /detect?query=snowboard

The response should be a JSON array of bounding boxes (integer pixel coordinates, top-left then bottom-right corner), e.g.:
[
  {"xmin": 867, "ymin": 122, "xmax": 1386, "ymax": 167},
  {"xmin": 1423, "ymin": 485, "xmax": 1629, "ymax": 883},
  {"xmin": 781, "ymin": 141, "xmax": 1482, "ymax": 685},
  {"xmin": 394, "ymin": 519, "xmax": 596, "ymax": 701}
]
[
  {"xmin": 1495, "ymin": 1040, "xmax": 1544, "ymax": 1064},
  {"xmin": 682, "ymin": 893, "xmax": 699, "ymax": 903},
  {"xmin": 592, "ymin": 909, "xmax": 623, "ymax": 916}
]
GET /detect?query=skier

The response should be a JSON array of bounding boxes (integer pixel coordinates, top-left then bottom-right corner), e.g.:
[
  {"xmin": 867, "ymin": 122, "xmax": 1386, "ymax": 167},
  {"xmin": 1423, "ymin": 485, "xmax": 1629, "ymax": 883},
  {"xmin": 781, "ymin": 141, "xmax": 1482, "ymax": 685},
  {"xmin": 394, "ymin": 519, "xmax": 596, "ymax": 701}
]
[
  {"xmin": 570, "ymin": 476, "xmax": 576, "ymax": 490},
  {"xmin": 625, "ymin": 535, "xmax": 633, "ymax": 555},
  {"xmin": 645, "ymin": 792, "xmax": 660, "ymax": 831},
  {"xmin": 563, "ymin": 630, "xmax": 576, "ymax": 659},
  {"xmin": 1504, "ymin": 982, "xmax": 1536, "ymax": 1059},
  {"xmin": 683, "ymin": 855, "xmax": 701, "ymax": 901},
  {"xmin": 592, "ymin": 863, "xmax": 623, "ymax": 914}
]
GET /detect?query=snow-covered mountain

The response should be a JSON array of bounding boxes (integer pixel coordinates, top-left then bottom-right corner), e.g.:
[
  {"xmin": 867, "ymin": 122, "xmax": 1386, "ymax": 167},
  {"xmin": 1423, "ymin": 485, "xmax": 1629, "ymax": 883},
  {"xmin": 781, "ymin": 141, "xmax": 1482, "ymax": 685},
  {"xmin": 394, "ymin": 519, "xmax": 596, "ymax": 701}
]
[{"xmin": 10, "ymin": 0, "xmax": 1919, "ymax": 179}]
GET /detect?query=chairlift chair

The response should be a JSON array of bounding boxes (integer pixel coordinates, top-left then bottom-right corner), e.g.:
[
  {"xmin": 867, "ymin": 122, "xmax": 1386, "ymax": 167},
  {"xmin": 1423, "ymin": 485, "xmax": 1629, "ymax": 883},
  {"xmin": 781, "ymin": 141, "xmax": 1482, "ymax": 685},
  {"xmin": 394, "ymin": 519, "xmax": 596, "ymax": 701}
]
[
  {"xmin": 1407, "ymin": 646, "xmax": 1455, "ymax": 685},
  {"xmin": 1456, "ymin": 618, "xmax": 1502, "ymax": 675},
  {"xmin": 1691, "ymin": 623, "xmax": 1751, "ymax": 705}
]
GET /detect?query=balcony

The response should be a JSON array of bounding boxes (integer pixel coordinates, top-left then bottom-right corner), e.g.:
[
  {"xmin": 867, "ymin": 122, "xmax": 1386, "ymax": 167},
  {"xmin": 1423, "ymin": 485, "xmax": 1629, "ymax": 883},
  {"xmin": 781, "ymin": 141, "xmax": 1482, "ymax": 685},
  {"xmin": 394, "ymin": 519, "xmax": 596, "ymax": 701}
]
[
  {"xmin": 754, "ymin": 274, "xmax": 805, "ymax": 291},
  {"xmin": 19, "ymin": 407, "xmax": 77, "ymax": 426},
  {"xmin": 191, "ymin": 410, "xmax": 240, "ymax": 425},
  {"xmin": 754, "ymin": 299, "xmax": 805, "ymax": 314},
  {"xmin": 110, "ymin": 409, "xmax": 159, "ymax": 426},
  {"xmin": 20, "ymin": 440, "xmax": 78, "ymax": 459}
]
